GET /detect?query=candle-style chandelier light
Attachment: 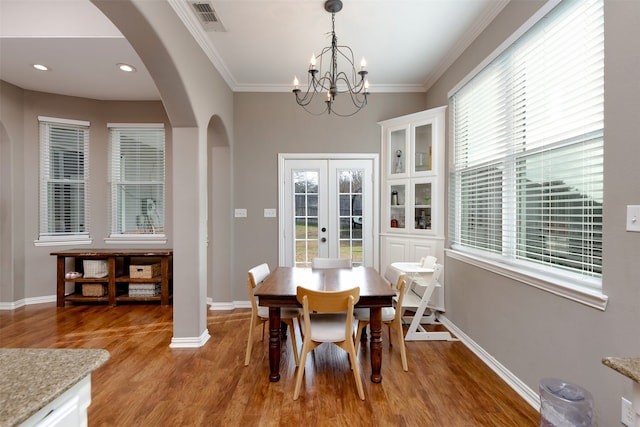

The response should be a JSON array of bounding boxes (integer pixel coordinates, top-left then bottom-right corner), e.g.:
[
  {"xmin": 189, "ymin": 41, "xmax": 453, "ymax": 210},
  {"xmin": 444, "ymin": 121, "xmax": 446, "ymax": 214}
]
[{"xmin": 292, "ymin": 0, "xmax": 370, "ymax": 117}]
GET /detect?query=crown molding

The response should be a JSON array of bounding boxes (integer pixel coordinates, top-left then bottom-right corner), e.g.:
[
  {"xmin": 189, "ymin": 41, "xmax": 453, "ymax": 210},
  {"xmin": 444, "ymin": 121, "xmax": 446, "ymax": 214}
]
[{"xmin": 168, "ymin": 0, "xmax": 237, "ymax": 90}]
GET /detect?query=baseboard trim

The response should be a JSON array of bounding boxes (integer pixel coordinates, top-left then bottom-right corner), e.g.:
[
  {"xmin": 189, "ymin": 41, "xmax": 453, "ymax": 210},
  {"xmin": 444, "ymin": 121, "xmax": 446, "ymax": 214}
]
[
  {"xmin": 208, "ymin": 300, "xmax": 250, "ymax": 310},
  {"xmin": 170, "ymin": 329, "xmax": 211, "ymax": 348},
  {"xmin": 0, "ymin": 299, "xmax": 25, "ymax": 310},
  {"xmin": 438, "ymin": 314, "xmax": 540, "ymax": 411},
  {"xmin": 0, "ymin": 295, "xmax": 57, "ymax": 310}
]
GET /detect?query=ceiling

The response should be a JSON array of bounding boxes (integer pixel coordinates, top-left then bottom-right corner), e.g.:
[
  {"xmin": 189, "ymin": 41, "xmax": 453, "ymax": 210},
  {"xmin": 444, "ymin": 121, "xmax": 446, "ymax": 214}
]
[{"xmin": 0, "ymin": 0, "xmax": 508, "ymax": 101}]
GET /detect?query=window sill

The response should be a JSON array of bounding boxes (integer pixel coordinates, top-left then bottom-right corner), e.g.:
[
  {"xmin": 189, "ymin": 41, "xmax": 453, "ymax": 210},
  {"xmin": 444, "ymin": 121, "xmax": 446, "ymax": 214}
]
[
  {"xmin": 445, "ymin": 248, "xmax": 608, "ymax": 311},
  {"xmin": 105, "ymin": 236, "xmax": 167, "ymax": 245},
  {"xmin": 34, "ymin": 237, "xmax": 93, "ymax": 247}
]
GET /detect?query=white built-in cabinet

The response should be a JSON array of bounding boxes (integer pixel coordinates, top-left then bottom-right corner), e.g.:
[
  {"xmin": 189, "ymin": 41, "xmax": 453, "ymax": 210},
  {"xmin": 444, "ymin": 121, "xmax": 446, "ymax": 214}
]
[{"xmin": 379, "ymin": 106, "xmax": 446, "ymax": 311}]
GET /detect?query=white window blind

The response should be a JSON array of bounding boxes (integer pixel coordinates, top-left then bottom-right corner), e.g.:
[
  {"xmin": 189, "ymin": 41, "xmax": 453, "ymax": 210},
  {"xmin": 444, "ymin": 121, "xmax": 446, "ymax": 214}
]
[
  {"xmin": 449, "ymin": 0, "xmax": 604, "ymax": 289},
  {"xmin": 108, "ymin": 124, "xmax": 165, "ymax": 237},
  {"xmin": 38, "ymin": 117, "xmax": 90, "ymax": 239}
]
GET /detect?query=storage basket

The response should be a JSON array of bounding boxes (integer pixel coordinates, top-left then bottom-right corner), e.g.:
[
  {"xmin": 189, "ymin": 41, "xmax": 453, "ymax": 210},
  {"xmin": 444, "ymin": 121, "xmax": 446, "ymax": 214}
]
[
  {"xmin": 128, "ymin": 283, "xmax": 161, "ymax": 296},
  {"xmin": 130, "ymin": 263, "xmax": 161, "ymax": 279},
  {"xmin": 83, "ymin": 260, "xmax": 108, "ymax": 278},
  {"xmin": 82, "ymin": 283, "xmax": 106, "ymax": 297}
]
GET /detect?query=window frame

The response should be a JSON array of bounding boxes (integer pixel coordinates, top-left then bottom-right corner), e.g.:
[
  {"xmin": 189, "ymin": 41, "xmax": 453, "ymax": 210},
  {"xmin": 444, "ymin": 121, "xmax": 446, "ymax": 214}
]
[
  {"xmin": 35, "ymin": 116, "xmax": 92, "ymax": 247},
  {"xmin": 446, "ymin": 0, "xmax": 607, "ymax": 310},
  {"xmin": 105, "ymin": 123, "xmax": 167, "ymax": 245}
]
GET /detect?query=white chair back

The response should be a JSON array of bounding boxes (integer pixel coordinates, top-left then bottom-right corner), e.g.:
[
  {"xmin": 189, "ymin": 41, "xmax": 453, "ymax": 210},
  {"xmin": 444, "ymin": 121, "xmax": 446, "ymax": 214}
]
[
  {"xmin": 248, "ymin": 263, "xmax": 270, "ymax": 287},
  {"xmin": 311, "ymin": 257, "xmax": 352, "ymax": 269},
  {"xmin": 383, "ymin": 265, "xmax": 403, "ymax": 291},
  {"xmin": 420, "ymin": 255, "xmax": 437, "ymax": 268}
]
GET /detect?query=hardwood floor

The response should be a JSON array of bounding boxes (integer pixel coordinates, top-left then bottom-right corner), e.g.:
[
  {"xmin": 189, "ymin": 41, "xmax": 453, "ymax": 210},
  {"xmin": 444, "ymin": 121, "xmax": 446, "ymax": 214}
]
[{"xmin": 0, "ymin": 303, "xmax": 539, "ymax": 426}]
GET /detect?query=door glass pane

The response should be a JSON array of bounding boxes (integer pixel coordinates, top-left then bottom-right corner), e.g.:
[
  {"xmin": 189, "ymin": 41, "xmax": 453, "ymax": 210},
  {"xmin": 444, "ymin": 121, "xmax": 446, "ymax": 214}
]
[
  {"xmin": 390, "ymin": 183, "xmax": 406, "ymax": 229},
  {"xmin": 337, "ymin": 169, "xmax": 364, "ymax": 266},
  {"xmin": 414, "ymin": 123, "xmax": 432, "ymax": 173},
  {"xmin": 295, "ymin": 218, "xmax": 306, "ymax": 239},
  {"xmin": 294, "ymin": 170, "xmax": 319, "ymax": 267},
  {"xmin": 390, "ymin": 129, "xmax": 406, "ymax": 175},
  {"xmin": 414, "ymin": 182, "xmax": 432, "ymax": 230}
]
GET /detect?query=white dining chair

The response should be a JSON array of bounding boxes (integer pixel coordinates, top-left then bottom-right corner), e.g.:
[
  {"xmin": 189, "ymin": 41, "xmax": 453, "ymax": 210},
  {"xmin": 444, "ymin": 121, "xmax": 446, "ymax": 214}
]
[
  {"xmin": 293, "ymin": 286, "xmax": 364, "ymax": 400},
  {"xmin": 354, "ymin": 272, "xmax": 408, "ymax": 371},
  {"xmin": 244, "ymin": 263, "xmax": 300, "ymax": 366}
]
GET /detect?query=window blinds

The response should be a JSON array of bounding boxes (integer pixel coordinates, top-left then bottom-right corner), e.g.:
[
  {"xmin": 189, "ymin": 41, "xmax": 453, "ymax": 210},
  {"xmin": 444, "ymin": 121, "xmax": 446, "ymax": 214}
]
[
  {"xmin": 108, "ymin": 125, "xmax": 165, "ymax": 236},
  {"xmin": 450, "ymin": 0, "xmax": 604, "ymax": 284},
  {"xmin": 39, "ymin": 118, "xmax": 90, "ymax": 237}
]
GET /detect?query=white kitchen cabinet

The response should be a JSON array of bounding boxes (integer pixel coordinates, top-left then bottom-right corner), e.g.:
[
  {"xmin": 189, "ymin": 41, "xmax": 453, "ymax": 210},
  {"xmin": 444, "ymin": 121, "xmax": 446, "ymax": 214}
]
[{"xmin": 20, "ymin": 376, "xmax": 91, "ymax": 427}]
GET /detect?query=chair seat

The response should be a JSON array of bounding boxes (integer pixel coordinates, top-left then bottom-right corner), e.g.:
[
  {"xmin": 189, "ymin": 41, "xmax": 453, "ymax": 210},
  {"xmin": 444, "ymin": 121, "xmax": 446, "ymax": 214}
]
[
  {"xmin": 301, "ymin": 313, "xmax": 351, "ymax": 342},
  {"xmin": 257, "ymin": 306, "xmax": 300, "ymax": 319},
  {"xmin": 354, "ymin": 307, "xmax": 395, "ymax": 322}
]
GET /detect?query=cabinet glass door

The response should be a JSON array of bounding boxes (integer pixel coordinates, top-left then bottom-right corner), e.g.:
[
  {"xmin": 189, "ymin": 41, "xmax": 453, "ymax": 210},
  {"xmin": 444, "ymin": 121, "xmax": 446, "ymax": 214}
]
[
  {"xmin": 413, "ymin": 123, "xmax": 433, "ymax": 175},
  {"xmin": 413, "ymin": 180, "xmax": 432, "ymax": 231},
  {"xmin": 388, "ymin": 128, "xmax": 407, "ymax": 177},
  {"xmin": 388, "ymin": 182, "xmax": 406, "ymax": 230}
]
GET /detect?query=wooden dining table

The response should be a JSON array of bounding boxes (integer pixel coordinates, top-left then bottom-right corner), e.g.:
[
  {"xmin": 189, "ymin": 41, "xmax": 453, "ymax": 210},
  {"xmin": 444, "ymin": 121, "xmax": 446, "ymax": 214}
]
[{"xmin": 254, "ymin": 266, "xmax": 396, "ymax": 383}]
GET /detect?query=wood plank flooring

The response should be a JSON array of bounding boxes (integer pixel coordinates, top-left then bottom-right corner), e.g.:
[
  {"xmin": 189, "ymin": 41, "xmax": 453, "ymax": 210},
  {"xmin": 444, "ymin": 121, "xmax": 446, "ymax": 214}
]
[{"xmin": 0, "ymin": 303, "xmax": 539, "ymax": 426}]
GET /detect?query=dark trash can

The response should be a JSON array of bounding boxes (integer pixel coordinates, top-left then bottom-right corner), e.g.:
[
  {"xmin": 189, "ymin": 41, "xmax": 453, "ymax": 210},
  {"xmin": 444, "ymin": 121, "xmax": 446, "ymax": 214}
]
[{"xmin": 539, "ymin": 378, "xmax": 593, "ymax": 426}]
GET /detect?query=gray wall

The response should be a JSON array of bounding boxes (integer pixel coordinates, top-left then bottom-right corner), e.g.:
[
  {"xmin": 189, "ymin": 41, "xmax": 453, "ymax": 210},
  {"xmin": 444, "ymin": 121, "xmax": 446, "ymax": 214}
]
[
  {"xmin": 425, "ymin": 0, "xmax": 640, "ymax": 424},
  {"xmin": 231, "ymin": 92, "xmax": 426, "ymax": 302},
  {"xmin": 0, "ymin": 81, "xmax": 26, "ymax": 303}
]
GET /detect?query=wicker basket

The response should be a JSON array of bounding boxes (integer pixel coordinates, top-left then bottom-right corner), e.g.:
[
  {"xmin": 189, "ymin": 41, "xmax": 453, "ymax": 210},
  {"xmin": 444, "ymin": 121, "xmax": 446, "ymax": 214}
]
[
  {"xmin": 82, "ymin": 283, "xmax": 106, "ymax": 297},
  {"xmin": 83, "ymin": 259, "xmax": 108, "ymax": 278},
  {"xmin": 130, "ymin": 263, "xmax": 161, "ymax": 279}
]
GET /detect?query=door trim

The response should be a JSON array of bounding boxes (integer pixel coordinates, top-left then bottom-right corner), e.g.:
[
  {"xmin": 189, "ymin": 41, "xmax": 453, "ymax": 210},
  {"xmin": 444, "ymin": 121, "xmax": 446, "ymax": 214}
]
[{"xmin": 278, "ymin": 153, "xmax": 379, "ymax": 269}]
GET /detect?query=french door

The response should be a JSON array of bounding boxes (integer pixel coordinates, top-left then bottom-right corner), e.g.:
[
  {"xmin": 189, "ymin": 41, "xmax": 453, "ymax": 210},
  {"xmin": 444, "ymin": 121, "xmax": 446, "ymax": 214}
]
[{"xmin": 279, "ymin": 154, "xmax": 378, "ymax": 268}]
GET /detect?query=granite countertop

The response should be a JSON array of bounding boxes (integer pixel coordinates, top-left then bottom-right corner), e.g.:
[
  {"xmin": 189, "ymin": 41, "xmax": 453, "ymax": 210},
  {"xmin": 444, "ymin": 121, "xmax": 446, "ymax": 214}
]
[
  {"xmin": 602, "ymin": 357, "xmax": 640, "ymax": 383},
  {"xmin": 0, "ymin": 348, "xmax": 110, "ymax": 427}
]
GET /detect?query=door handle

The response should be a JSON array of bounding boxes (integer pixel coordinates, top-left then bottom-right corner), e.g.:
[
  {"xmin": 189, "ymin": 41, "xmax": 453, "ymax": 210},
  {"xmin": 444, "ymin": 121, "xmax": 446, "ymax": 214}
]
[
  {"xmin": 321, "ymin": 237, "xmax": 327, "ymax": 242},
  {"xmin": 321, "ymin": 227, "xmax": 327, "ymax": 232}
]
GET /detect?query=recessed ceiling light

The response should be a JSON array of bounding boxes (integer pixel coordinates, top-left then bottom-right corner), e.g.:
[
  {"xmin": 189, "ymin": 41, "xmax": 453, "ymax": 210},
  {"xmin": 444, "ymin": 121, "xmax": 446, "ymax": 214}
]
[
  {"xmin": 117, "ymin": 63, "xmax": 136, "ymax": 72},
  {"xmin": 33, "ymin": 64, "xmax": 49, "ymax": 71}
]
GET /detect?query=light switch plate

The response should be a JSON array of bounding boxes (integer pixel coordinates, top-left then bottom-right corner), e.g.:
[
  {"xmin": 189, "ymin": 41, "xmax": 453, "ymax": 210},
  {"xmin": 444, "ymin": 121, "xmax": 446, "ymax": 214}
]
[
  {"xmin": 627, "ymin": 205, "xmax": 640, "ymax": 232},
  {"xmin": 235, "ymin": 208, "xmax": 247, "ymax": 218},
  {"xmin": 264, "ymin": 208, "xmax": 276, "ymax": 218}
]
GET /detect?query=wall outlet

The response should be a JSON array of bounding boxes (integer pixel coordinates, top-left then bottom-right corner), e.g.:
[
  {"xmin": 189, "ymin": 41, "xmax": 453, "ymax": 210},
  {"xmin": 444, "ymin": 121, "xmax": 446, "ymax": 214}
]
[{"xmin": 622, "ymin": 397, "xmax": 635, "ymax": 426}]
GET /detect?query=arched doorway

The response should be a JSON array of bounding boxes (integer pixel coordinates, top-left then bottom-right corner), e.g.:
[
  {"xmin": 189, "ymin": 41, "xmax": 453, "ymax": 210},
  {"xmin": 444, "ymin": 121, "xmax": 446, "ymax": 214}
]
[{"xmin": 206, "ymin": 115, "xmax": 232, "ymax": 305}]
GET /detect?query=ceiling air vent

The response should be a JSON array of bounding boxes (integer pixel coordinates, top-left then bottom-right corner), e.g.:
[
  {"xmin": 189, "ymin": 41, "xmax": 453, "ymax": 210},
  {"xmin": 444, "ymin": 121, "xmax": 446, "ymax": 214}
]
[{"xmin": 191, "ymin": 2, "xmax": 226, "ymax": 32}]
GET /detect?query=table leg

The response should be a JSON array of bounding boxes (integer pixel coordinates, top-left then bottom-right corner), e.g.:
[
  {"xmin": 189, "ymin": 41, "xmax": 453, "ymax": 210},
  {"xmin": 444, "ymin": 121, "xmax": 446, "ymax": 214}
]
[
  {"xmin": 56, "ymin": 256, "xmax": 65, "ymax": 307},
  {"xmin": 369, "ymin": 306, "xmax": 383, "ymax": 383},
  {"xmin": 160, "ymin": 256, "xmax": 170, "ymax": 305},
  {"xmin": 268, "ymin": 307, "xmax": 282, "ymax": 382},
  {"xmin": 107, "ymin": 256, "xmax": 117, "ymax": 306}
]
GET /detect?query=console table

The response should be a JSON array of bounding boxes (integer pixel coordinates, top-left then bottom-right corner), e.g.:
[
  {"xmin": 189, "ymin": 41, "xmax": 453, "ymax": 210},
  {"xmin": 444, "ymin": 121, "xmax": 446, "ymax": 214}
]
[{"xmin": 51, "ymin": 249, "xmax": 173, "ymax": 307}]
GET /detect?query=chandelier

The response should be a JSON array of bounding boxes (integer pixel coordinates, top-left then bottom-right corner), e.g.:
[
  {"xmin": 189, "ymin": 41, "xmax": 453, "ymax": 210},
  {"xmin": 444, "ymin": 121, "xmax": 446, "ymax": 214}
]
[{"xmin": 292, "ymin": 0, "xmax": 370, "ymax": 117}]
